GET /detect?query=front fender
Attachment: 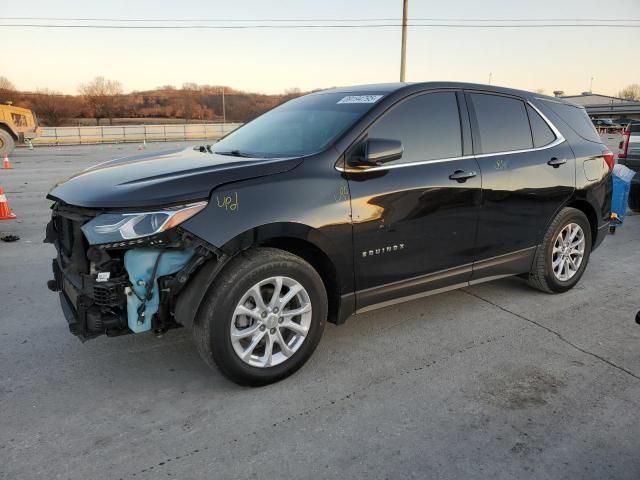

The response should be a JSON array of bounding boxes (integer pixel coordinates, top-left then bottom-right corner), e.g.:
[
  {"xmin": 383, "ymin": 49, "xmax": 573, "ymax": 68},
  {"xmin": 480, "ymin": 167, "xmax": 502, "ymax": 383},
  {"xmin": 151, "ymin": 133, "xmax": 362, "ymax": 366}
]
[{"xmin": 180, "ymin": 158, "xmax": 354, "ymax": 294}]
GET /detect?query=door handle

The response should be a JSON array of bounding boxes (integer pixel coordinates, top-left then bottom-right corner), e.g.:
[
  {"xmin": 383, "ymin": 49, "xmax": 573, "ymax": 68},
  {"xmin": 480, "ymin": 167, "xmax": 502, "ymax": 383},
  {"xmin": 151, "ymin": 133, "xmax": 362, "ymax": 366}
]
[
  {"xmin": 449, "ymin": 170, "xmax": 477, "ymax": 182},
  {"xmin": 547, "ymin": 157, "xmax": 567, "ymax": 168}
]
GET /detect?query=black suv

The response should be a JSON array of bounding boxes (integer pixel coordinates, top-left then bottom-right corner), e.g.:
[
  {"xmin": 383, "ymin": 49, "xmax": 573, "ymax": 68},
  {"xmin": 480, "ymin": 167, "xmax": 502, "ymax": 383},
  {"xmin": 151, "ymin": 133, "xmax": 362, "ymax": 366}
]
[{"xmin": 46, "ymin": 82, "xmax": 612, "ymax": 385}]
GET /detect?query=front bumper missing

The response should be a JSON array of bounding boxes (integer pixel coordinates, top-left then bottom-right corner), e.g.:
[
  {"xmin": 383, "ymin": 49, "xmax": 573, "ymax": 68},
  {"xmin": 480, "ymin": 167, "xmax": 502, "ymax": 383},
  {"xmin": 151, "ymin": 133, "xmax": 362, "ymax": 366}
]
[
  {"xmin": 50, "ymin": 257, "xmax": 128, "ymax": 340},
  {"xmin": 46, "ymin": 203, "xmax": 217, "ymax": 341}
]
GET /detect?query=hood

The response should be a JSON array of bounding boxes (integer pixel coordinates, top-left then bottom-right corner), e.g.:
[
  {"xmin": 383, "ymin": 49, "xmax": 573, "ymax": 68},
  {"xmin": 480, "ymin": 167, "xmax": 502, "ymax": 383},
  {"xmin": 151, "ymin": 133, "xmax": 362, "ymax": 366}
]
[{"xmin": 47, "ymin": 147, "xmax": 303, "ymax": 209}]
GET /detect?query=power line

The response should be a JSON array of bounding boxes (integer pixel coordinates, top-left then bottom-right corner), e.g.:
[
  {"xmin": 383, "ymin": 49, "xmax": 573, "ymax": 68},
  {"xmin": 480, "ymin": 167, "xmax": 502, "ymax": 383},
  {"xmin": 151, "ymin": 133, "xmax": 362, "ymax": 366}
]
[
  {"xmin": 1, "ymin": 17, "xmax": 639, "ymax": 22},
  {"xmin": 6, "ymin": 90, "xmax": 295, "ymax": 97},
  {"xmin": 1, "ymin": 23, "xmax": 639, "ymax": 29}
]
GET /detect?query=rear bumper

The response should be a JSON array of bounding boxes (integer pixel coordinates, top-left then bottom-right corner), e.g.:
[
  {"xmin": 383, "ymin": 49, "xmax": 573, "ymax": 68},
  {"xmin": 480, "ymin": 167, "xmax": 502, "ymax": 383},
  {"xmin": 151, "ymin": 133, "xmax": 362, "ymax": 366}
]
[{"xmin": 23, "ymin": 128, "xmax": 40, "ymax": 140}]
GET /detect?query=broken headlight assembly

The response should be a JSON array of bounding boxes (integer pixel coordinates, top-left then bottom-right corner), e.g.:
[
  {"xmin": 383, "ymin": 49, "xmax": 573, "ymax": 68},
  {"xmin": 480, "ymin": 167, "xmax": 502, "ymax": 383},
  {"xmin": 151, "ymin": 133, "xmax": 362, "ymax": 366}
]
[{"xmin": 81, "ymin": 201, "xmax": 207, "ymax": 245}]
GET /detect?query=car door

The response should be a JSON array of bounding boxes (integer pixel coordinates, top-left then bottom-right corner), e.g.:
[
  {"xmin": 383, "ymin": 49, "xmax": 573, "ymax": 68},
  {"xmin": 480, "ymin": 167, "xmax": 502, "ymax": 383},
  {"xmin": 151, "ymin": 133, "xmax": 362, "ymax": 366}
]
[
  {"xmin": 344, "ymin": 90, "xmax": 482, "ymax": 311},
  {"xmin": 464, "ymin": 91, "xmax": 576, "ymax": 281}
]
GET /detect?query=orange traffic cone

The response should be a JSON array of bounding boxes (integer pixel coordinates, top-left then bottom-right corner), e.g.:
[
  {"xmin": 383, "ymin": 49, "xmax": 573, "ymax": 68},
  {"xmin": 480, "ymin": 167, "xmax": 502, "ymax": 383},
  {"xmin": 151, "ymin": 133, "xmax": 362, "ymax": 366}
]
[
  {"xmin": 0, "ymin": 186, "xmax": 16, "ymax": 220},
  {"xmin": 2, "ymin": 154, "xmax": 12, "ymax": 170}
]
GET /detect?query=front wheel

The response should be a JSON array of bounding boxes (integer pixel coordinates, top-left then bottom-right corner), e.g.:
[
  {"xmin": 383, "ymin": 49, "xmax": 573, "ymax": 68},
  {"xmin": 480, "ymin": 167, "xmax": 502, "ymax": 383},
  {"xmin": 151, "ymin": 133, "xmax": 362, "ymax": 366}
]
[
  {"xmin": 193, "ymin": 248, "xmax": 327, "ymax": 386},
  {"xmin": 528, "ymin": 207, "xmax": 592, "ymax": 293}
]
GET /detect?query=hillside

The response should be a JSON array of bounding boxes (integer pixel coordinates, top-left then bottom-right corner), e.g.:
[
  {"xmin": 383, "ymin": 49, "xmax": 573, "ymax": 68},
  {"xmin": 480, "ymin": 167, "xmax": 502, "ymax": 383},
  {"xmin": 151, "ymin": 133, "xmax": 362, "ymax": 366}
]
[{"xmin": 0, "ymin": 84, "xmax": 310, "ymax": 126}]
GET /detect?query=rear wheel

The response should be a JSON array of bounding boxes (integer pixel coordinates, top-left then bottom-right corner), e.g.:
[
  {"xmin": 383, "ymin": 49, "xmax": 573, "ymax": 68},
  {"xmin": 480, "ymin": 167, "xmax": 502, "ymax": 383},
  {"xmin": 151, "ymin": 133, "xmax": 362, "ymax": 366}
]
[
  {"xmin": 528, "ymin": 207, "xmax": 592, "ymax": 293},
  {"xmin": 0, "ymin": 129, "xmax": 15, "ymax": 156},
  {"xmin": 193, "ymin": 247, "xmax": 327, "ymax": 386}
]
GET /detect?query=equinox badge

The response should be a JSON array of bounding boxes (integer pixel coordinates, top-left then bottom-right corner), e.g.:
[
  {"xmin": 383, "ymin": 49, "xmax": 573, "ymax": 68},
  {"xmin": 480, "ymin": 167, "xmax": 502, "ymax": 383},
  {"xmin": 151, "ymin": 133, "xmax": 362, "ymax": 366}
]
[{"xmin": 362, "ymin": 244, "xmax": 405, "ymax": 258}]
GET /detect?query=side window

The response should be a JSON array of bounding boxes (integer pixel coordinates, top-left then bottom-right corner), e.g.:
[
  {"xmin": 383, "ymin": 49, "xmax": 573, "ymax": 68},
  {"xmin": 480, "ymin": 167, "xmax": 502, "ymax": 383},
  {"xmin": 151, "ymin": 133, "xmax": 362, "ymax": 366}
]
[
  {"xmin": 468, "ymin": 93, "xmax": 533, "ymax": 154},
  {"xmin": 540, "ymin": 100, "xmax": 601, "ymax": 143},
  {"xmin": 368, "ymin": 92, "xmax": 462, "ymax": 163},
  {"xmin": 527, "ymin": 105, "xmax": 556, "ymax": 148},
  {"xmin": 11, "ymin": 113, "xmax": 27, "ymax": 127}
]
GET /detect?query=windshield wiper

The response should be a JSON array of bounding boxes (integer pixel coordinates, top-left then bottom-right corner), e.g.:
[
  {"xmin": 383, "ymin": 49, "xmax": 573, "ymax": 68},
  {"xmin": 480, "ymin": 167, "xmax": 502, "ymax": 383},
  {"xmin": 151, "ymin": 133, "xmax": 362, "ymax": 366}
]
[{"xmin": 214, "ymin": 149, "xmax": 255, "ymax": 158}]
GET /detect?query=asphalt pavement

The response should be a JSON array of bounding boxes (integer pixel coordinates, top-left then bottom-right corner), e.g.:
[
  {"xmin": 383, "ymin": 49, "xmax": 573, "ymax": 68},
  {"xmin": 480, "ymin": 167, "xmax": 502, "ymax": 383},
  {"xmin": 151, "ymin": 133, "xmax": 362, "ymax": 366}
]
[{"xmin": 1, "ymin": 142, "xmax": 639, "ymax": 480}]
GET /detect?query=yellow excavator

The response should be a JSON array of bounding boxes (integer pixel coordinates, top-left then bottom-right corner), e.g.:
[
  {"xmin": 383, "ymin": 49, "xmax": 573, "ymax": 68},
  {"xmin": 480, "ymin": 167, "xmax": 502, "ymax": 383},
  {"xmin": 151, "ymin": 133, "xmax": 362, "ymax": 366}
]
[{"xmin": 0, "ymin": 102, "xmax": 41, "ymax": 155}]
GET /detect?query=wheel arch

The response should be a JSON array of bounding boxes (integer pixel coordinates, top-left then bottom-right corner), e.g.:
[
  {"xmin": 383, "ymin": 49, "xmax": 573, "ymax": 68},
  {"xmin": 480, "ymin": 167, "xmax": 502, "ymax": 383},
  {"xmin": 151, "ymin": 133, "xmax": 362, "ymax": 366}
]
[
  {"xmin": 0, "ymin": 122, "xmax": 18, "ymax": 140},
  {"xmin": 176, "ymin": 222, "xmax": 353, "ymax": 328},
  {"xmin": 565, "ymin": 198, "xmax": 598, "ymax": 250},
  {"xmin": 255, "ymin": 235, "xmax": 342, "ymax": 325}
]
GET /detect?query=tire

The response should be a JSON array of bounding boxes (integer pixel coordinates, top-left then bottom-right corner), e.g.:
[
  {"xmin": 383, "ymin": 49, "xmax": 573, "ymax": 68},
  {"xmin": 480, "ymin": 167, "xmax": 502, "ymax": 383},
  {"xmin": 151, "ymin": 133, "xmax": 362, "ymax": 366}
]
[
  {"xmin": 629, "ymin": 185, "xmax": 640, "ymax": 213},
  {"xmin": 0, "ymin": 129, "xmax": 15, "ymax": 156},
  {"xmin": 528, "ymin": 207, "xmax": 592, "ymax": 294},
  {"xmin": 193, "ymin": 247, "xmax": 327, "ymax": 386}
]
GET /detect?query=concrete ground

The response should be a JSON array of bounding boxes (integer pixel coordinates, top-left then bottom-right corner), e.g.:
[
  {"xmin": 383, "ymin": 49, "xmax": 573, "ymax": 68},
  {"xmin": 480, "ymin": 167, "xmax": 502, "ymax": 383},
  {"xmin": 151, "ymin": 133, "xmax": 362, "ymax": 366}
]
[{"xmin": 1, "ymin": 142, "xmax": 639, "ymax": 480}]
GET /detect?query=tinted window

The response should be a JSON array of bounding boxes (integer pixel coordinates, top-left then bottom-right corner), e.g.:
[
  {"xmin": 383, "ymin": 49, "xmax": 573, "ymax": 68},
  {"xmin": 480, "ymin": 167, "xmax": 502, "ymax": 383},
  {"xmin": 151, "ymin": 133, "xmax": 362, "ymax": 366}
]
[
  {"xmin": 540, "ymin": 100, "xmax": 601, "ymax": 143},
  {"xmin": 468, "ymin": 93, "xmax": 533, "ymax": 154},
  {"xmin": 214, "ymin": 92, "xmax": 384, "ymax": 158},
  {"xmin": 368, "ymin": 92, "xmax": 461, "ymax": 163},
  {"xmin": 527, "ymin": 105, "xmax": 556, "ymax": 147}
]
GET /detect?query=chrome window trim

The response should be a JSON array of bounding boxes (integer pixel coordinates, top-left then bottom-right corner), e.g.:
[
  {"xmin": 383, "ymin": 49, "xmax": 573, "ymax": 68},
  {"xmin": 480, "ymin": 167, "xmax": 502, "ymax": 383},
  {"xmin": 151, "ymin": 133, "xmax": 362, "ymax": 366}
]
[
  {"xmin": 337, "ymin": 99, "xmax": 566, "ymax": 173},
  {"xmin": 527, "ymin": 100, "xmax": 565, "ymax": 143}
]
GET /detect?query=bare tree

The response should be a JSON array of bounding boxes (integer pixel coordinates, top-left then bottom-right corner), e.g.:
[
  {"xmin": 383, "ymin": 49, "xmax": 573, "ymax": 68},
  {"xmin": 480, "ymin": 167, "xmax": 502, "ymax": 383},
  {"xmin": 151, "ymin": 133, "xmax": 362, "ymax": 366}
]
[
  {"xmin": 78, "ymin": 76, "xmax": 124, "ymax": 125},
  {"xmin": 618, "ymin": 84, "xmax": 640, "ymax": 101},
  {"xmin": 0, "ymin": 76, "xmax": 16, "ymax": 91},
  {"xmin": 29, "ymin": 89, "xmax": 81, "ymax": 126}
]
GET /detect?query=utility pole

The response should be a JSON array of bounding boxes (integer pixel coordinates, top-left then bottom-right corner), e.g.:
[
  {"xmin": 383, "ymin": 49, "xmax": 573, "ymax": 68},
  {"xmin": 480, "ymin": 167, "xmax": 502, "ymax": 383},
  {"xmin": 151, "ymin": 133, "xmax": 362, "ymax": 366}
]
[
  {"xmin": 589, "ymin": 77, "xmax": 594, "ymax": 93},
  {"xmin": 221, "ymin": 87, "xmax": 226, "ymax": 124},
  {"xmin": 400, "ymin": 0, "xmax": 408, "ymax": 82},
  {"xmin": 488, "ymin": 72, "xmax": 492, "ymax": 85}
]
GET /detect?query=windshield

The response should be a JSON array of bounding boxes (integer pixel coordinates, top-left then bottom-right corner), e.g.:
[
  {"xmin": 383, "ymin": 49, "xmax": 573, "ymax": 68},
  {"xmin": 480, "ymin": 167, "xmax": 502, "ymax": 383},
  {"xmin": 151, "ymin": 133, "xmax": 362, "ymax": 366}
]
[{"xmin": 213, "ymin": 92, "xmax": 385, "ymax": 158}]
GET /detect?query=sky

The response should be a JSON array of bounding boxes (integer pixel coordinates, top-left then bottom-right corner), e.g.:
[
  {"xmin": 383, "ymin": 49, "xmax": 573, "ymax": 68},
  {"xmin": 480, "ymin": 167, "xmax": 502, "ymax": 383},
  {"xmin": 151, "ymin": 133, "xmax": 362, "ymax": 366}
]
[{"xmin": 3, "ymin": 0, "xmax": 640, "ymax": 97}]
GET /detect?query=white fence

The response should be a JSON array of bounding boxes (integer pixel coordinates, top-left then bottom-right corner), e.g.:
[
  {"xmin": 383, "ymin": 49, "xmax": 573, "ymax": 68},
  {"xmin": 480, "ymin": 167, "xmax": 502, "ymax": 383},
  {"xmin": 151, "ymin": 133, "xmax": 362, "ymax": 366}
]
[{"xmin": 32, "ymin": 123, "xmax": 242, "ymax": 145}]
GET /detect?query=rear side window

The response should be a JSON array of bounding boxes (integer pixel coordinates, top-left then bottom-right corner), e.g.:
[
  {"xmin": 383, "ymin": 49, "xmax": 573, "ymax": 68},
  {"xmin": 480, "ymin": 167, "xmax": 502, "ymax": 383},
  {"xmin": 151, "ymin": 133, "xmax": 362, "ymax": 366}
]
[
  {"xmin": 368, "ymin": 92, "xmax": 462, "ymax": 163},
  {"xmin": 540, "ymin": 100, "xmax": 601, "ymax": 143},
  {"xmin": 11, "ymin": 113, "xmax": 27, "ymax": 127},
  {"xmin": 527, "ymin": 105, "xmax": 556, "ymax": 148},
  {"xmin": 467, "ymin": 93, "xmax": 533, "ymax": 154}
]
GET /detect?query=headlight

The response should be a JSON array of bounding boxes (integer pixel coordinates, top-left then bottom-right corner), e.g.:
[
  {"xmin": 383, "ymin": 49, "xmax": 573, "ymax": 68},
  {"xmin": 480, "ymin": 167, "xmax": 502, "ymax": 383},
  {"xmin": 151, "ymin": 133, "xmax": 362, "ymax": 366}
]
[{"xmin": 81, "ymin": 202, "xmax": 207, "ymax": 245}]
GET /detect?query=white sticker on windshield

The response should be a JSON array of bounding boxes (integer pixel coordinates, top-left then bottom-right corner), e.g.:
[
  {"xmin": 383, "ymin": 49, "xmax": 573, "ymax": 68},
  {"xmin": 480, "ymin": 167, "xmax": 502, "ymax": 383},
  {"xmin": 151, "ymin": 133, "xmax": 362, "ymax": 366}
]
[{"xmin": 337, "ymin": 95, "xmax": 383, "ymax": 104}]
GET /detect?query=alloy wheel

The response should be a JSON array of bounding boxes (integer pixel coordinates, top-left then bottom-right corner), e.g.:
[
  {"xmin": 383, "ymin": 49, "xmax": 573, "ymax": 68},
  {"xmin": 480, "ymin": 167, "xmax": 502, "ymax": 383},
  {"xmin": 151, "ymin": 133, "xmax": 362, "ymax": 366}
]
[
  {"xmin": 551, "ymin": 223, "xmax": 585, "ymax": 281},
  {"xmin": 230, "ymin": 276, "xmax": 312, "ymax": 368}
]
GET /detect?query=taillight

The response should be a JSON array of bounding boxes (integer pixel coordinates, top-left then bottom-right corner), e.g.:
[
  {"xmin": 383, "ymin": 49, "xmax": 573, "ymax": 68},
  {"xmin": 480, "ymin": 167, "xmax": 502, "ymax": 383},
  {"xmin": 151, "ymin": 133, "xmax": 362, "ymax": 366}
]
[
  {"xmin": 602, "ymin": 150, "xmax": 615, "ymax": 171},
  {"xmin": 618, "ymin": 130, "xmax": 630, "ymax": 159}
]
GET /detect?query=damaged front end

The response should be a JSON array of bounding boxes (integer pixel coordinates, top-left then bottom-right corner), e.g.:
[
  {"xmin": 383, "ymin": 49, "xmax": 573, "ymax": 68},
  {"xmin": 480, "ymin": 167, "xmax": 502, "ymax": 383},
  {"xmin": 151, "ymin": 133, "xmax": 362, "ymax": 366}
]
[{"xmin": 45, "ymin": 201, "xmax": 217, "ymax": 341}]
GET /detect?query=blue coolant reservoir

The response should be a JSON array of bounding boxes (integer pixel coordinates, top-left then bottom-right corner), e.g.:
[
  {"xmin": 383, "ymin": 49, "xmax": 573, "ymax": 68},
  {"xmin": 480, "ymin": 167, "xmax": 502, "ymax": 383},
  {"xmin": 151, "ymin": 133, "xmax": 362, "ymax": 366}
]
[{"xmin": 123, "ymin": 248, "xmax": 194, "ymax": 333}]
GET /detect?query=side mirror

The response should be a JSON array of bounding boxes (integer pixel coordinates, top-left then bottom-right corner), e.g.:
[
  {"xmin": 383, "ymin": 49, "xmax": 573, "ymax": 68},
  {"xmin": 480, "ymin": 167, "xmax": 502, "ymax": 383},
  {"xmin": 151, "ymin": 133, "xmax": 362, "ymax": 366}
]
[{"xmin": 347, "ymin": 138, "xmax": 403, "ymax": 170}]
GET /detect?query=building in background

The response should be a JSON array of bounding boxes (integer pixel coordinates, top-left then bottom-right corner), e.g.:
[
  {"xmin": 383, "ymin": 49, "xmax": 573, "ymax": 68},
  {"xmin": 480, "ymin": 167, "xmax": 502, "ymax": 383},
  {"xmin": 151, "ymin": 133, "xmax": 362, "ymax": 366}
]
[{"xmin": 558, "ymin": 92, "xmax": 640, "ymax": 124}]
